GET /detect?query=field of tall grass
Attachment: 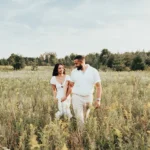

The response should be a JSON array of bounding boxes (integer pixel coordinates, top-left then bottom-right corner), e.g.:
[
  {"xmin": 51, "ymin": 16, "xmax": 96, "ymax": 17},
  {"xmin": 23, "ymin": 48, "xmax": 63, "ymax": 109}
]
[{"xmin": 0, "ymin": 66, "xmax": 150, "ymax": 150}]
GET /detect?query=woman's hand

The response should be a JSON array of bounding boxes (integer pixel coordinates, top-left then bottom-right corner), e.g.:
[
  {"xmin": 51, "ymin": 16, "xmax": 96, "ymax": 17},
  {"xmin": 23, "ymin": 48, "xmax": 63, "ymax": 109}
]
[{"xmin": 61, "ymin": 96, "xmax": 67, "ymax": 102}]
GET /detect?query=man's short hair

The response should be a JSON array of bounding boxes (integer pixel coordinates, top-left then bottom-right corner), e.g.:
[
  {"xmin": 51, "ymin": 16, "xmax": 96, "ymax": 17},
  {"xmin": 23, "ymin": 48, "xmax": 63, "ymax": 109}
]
[{"xmin": 74, "ymin": 55, "xmax": 85, "ymax": 60}]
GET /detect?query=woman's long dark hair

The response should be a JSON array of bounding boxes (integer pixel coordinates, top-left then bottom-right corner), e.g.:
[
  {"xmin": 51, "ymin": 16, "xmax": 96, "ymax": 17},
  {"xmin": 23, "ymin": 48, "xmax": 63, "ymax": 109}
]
[{"xmin": 52, "ymin": 63, "xmax": 66, "ymax": 76}]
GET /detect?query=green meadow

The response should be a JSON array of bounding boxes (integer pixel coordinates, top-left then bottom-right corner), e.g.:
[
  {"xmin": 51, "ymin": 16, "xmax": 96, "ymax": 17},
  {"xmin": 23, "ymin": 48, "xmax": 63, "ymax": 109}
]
[{"xmin": 0, "ymin": 66, "xmax": 150, "ymax": 150}]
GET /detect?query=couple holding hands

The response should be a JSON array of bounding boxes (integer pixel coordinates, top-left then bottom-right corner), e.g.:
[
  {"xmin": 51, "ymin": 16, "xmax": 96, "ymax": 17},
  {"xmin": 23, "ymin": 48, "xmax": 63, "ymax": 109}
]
[{"xmin": 50, "ymin": 55, "xmax": 102, "ymax": 125}]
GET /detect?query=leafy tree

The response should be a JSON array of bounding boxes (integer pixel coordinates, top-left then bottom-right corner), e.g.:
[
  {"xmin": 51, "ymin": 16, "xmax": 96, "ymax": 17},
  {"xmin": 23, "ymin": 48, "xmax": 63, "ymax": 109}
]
[
  {"xmin": 0, "ymin": 58, "xmax": 8, "ymax": 65},
  {"xmin": 145, "ymin": 52, "xmax": 150, "ymax": 66},
  {"xmin": 112, "ymin": 54, "xmax": 126, "ymax": 71},
  {"xmin": 107, "ymin": 55, "xmax": 115, "ymax": 68},
  {"xmin": 31, "ymin": 59, "xmax": 38, "ymax": 71},
  {"xmin": 8, "ymin": 54, "xmax": 25, "ymax": 70},
  {"xmin": 49, "ymin": 53, "xmax": 57, "ymax": 66},
  {"xmin": 24, "ymin": 57, "xmax": 35, "ymax": 66},
  {"xmin": 99, "ymin": 49, "xmax": 111, "ymax": 66},
  {"xmin": 123, "ymin": 53, "xmax": 134, "ymax": 67},
  {"xmin": 39, "ymin": 54, "xmax": 46, "ymax": 66},
  {"xmin": 43, "ymin": 52, "xmax": 57, "ymax": 66},
  {"xmin": 7, "ymin": 53, "xmax": 16, "ymax": 65},
  {"xmin": 145, "ymin": 57, "xmax": 150, "ymax": 66},
  {"xmin": 69, "ymin": 53, "xmax": 77, "ymax": 66},
  {"xmin": 70, "ymin": 53, "xmax": 76, "ymax": 59},
  {"xmin": 131, "ymin": 55, "xmax": 145, "ymax": 70},
  {"xmin": 64, "ymin": 56, "xmax": 71, "ymax": 67},
  {"xmin": 58, "ymin": 58, "xmax": 65, "ymax": 64},
  {"xmin": 1, "ymin": 50, "xmax": 150, "ymax": 71},
  {"xmin": 86, "ymin": 53, "xmax": 100, "ymax": 69}
]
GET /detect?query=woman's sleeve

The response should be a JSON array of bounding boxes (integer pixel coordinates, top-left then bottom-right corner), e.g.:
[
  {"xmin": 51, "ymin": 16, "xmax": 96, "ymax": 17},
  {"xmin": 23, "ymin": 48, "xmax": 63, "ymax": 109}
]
[{"xmin": 50, "ymin": 76, "xmax": 56, "ymax": 85}]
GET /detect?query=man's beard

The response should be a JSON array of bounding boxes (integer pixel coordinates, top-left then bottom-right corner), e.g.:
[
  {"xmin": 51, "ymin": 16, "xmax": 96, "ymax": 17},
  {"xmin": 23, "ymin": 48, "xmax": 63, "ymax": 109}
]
[{"xmin": 77, "ymin": 65, "xmax": 83, "ymax": 70}]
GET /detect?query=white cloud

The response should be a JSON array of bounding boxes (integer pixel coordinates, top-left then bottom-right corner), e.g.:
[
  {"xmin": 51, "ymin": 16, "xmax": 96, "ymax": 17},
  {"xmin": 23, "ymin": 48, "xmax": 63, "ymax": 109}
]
[{"xmin": 0, "ymin": 0, "xmax": 150, "ymax": 58}]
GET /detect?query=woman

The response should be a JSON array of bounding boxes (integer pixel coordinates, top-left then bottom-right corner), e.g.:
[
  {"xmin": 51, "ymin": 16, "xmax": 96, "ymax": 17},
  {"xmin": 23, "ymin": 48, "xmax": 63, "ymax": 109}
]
[{"xmin": 50, "ymin": 63, "xmax": 72, "ymax": 119}]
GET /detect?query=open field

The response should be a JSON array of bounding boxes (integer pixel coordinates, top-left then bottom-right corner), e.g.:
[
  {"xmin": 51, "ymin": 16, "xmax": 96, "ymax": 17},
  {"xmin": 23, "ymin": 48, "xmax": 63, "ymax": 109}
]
[{"xmin": 0, "ymin": 66, "xmax": 150, "ymax": 150}]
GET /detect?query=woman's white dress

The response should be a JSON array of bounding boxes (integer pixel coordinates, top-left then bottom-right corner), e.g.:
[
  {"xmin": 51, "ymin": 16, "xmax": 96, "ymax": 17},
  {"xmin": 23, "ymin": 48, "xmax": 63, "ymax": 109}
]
[{"xmin": 50, "ymin": 75, "xmax": 72, "ymax": 119}]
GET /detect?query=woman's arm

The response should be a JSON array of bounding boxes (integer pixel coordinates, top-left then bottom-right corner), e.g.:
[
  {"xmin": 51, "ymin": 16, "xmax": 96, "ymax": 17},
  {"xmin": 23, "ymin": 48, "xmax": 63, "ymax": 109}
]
[{"xmin": 51, "ymin": 84, "xmax": 57, "ymax": 102}]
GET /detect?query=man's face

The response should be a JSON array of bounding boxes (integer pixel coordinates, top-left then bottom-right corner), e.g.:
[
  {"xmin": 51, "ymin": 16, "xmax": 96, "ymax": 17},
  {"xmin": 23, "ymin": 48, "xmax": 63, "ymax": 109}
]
[{"xmin": 74, "ymin": 59, "xmax": 83, "ymax": 70}]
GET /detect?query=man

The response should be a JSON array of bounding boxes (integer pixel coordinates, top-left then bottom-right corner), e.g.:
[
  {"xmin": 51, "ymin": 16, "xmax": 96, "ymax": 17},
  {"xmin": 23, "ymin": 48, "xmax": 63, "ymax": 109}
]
[{"xmin": 68, "ymin": 55, "xmax": 102, "ymax": 125}]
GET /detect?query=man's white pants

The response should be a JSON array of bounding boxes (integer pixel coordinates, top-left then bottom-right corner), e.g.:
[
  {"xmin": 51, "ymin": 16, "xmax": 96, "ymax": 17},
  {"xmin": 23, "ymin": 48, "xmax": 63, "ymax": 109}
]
[
  {"xmin": 72, "ymin": 94, "xmax": 93, "ymax": 125},
  {"xmin": 55, "ymin": 98, "xmax": 72, "ymax": 119}
]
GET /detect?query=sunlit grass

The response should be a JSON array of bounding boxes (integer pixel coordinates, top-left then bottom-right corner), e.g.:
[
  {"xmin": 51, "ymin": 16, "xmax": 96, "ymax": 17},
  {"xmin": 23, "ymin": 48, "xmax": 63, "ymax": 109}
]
[{"xmin": 0, "ymin": 67, "xmax": 150, "ymax": 149}]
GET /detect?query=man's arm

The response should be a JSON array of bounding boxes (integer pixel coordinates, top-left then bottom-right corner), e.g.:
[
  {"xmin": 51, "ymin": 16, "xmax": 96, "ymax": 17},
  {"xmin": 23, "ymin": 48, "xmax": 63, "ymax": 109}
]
[
  {"xmin": 67, "ymin": 81, "xmax": 74, "ymax": 96},
  {"xmin": 61, "ymin": 81, "xmax": 69, "ymax": 102},
  {"xmin": 61, "ymin": 81, "xmax": 74, "ymax": 102},
  {"xmin": 94, "ymin": 82, "xmax": 102, "ymax": 108}
]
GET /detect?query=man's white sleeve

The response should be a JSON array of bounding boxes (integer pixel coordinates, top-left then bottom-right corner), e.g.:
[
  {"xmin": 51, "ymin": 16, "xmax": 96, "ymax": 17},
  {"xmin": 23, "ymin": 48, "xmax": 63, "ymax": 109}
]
[
  {"xmin": 70, "ymin": 70, "xmax": 75, "ymax": 82},
  {"xmin": 66, "ymin": 75, "xmax": 71, "ymax": 81},
  {"xmin": 93, "ymin": 69, "xmax": 101, "ymax": 84}
]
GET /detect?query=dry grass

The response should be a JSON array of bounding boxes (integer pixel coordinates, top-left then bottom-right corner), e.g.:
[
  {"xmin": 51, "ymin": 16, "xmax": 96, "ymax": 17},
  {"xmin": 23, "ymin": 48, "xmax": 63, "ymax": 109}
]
[{"xmin": 0, "ymin": 67, "xmax": 150, "ymax": 150}]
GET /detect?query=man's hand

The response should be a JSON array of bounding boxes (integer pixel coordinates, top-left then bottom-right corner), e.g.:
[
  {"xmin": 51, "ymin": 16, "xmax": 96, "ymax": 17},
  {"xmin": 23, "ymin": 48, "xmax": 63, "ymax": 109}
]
[
  {"xmin": 94, "ymin": 100, "xmax": 101, "ymax": 108},
  {"xmin": 61, "ymin": 96, "xmax": 67, "ymax": 102}
]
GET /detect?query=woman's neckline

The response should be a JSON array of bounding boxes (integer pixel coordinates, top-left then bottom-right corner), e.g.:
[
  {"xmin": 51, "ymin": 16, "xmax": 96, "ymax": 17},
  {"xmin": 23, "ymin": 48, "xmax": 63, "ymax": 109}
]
[{"xmin": 55, "ymin": 75, "xmax": 66, "ymax": 85}]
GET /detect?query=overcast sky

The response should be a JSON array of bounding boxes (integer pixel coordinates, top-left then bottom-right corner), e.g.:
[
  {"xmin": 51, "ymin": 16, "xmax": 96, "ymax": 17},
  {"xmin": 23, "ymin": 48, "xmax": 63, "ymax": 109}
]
[{"xmin": 0, "ymin": 0, "xmax": 150, "ymax": 58}]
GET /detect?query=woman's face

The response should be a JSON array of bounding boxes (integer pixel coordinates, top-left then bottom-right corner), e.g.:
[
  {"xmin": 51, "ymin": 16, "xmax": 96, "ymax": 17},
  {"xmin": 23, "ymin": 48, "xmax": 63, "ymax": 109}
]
[{"xmin": 58, "ymin": 65, "xmax": 64, "ymax": 74}]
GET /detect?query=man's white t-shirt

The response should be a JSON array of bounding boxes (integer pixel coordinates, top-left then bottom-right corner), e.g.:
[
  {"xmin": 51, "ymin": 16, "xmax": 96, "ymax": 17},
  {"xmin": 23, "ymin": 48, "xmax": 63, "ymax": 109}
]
[
  {"xmin": 50, "ymin": 75, "xmax": 71, "ymax": 99},
  {"xmin": 70, "ymin": 64, "xmax": 101, "ymax": 96}
]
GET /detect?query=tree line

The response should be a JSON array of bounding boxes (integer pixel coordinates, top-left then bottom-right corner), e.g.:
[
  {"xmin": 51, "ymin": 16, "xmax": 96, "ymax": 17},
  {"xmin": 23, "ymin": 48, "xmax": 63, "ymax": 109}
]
[{"xmin": 0, "ymin": 49, "xmax": 150, "ymax": 71}]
